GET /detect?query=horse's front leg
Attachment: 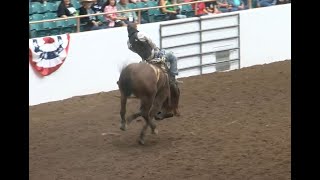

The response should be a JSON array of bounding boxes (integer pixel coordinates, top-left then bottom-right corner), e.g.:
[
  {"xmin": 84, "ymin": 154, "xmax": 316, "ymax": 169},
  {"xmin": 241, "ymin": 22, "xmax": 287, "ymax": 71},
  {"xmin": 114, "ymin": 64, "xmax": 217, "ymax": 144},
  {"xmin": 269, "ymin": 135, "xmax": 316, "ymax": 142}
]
[
  {"xmin": 148, "ymin": 92, "xmax": 171, "ymax": 133},
  {"xmin": 138, "ymin": 96, "xmax": 155, "ymax": 145},
  {"xmin": 138, "ymin": 122, "xmax": 149, "ymax": 145},
  {"xmin": 126, "ymin": 111, "xmax": 141, "ymax": 124}
]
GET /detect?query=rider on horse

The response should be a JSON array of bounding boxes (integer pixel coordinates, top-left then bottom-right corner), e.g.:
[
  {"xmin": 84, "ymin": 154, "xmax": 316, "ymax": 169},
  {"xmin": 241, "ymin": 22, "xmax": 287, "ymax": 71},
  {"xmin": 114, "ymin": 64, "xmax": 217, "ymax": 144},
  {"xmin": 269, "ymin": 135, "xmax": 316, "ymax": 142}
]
[{"xmin": 126, "ymin": 23, "xmax": 180, "ymax": 84}]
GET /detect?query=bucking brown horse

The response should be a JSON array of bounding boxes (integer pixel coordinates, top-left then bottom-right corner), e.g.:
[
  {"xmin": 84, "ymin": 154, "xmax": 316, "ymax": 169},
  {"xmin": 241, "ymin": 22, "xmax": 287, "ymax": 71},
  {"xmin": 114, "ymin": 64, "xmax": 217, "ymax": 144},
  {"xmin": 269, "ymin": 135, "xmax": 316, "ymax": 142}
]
[{"xmin": 117, "ymin": 62, "xmax": 180, "ymax": 145}]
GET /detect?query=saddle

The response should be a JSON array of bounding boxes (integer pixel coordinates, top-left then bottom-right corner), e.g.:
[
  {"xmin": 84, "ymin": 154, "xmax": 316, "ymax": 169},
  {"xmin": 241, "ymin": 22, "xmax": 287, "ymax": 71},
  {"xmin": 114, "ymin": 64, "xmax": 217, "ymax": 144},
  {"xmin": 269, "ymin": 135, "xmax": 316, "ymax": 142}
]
[
  {"xmin": 149, "ymin": 57, "xmax": 168, "ymax": 72},
  {"xmin": 144, "ymin": 50, "xmax": 179, "ymax": 86},
  {"xmin": 148, "ymin": 58, "xmax": 180, "ymax": 95}
]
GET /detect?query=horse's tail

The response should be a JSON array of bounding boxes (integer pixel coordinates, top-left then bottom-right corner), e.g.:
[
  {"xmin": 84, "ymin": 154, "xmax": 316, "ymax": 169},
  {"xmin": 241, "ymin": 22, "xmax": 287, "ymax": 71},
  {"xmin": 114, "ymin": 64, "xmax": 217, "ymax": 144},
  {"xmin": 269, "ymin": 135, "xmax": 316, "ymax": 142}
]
[
  {"xmin": 117, "ymin": 62, "xmax": 134, "ymax": 97},
  {"xmin": 118, "ymin": 75, "xmax": 133, "ymax": 97},
  {"xmin": 119, "ymin": 75, "xmax": 130, "ymax": 131}
]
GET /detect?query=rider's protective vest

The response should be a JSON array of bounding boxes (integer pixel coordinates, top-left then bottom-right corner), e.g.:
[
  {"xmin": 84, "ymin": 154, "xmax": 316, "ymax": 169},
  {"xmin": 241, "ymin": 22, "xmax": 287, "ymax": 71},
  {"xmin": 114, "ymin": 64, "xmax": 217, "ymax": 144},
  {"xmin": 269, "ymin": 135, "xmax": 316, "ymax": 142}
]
[{"xmin": 129, "ymin": 32, "xmax": 153, "ymax": 60}]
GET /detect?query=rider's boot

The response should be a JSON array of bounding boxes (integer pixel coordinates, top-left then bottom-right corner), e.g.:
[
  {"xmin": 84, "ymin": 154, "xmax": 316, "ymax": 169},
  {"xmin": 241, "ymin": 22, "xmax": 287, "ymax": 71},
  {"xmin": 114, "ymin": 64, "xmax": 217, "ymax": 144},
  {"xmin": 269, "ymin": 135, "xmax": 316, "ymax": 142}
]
[{"xmin": 170, "ymin": 74, "xmax": 183, "ymax": 84}]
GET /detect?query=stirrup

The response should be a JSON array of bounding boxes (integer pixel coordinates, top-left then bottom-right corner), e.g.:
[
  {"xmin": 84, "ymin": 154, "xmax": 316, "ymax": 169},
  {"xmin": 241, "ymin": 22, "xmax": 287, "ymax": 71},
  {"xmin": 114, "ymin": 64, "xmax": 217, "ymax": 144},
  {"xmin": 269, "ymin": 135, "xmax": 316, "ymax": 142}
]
[{"xmin": 168, "ymin": 74, "xmax": 182, "ymax": 84}]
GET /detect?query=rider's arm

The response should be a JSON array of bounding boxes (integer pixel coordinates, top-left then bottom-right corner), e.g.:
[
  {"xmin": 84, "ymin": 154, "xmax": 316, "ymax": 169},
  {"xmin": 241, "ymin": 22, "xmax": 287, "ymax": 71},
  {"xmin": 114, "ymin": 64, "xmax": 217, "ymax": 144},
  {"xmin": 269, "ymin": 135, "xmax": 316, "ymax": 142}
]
[
  {"xmin": 137, "ymin": 32, "xmax": 160, "ymax": 51},
  {"xmin": 127, "ymin": 39, "xmax": 136, "ymax": 53}
]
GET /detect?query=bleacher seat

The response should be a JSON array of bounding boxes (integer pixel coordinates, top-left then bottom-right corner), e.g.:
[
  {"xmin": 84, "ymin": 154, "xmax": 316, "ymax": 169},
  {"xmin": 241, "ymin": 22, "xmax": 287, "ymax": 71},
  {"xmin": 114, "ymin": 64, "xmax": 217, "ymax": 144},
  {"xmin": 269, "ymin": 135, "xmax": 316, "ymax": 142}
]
[
  {"xmin": 30, "ymin": 14, "xmax": 45, "ymax": 38},
  {"xmin": 67, "ymin": 19, "xmax": 77, "ymax": 27},
  {"xmin": 181, "ymin": 4, "xmax": 194, "ymax": 18},
  {"xmin": 30, "ymin": 14, "xmax": 44, "ymax": 31},
  {"xmin": 43, "ymin": 13, "xmax": 57, "ymax": 29},
  {"xmin": 97, "ymin": 15, "xmax": 107, "ymax": 25},
  {"xmin": 55, "ymin": 1, "xmax": 61, "ymax": 10},
  {"xmin": 44, "ymin": 12, "xmax": 58, "ymax": 19},
  {"xmin": 30, "ymin": 2, "xmax": 45, "ymax": 14},
  {"xmin": 148, "ymin": 8, "xmax": 166, "ymax": 23},
  {"xmin": 29, "ymin": 3, "xmax": 33, "ymax": 15},
  {"xmin": 61, "ymin": 27, "xmax": 76, "ymax": 34},
  {"xmin": 146, "ymin": 1, "xmax": 158, "ymax": 7},
  {"xmin": 42, "ymin": 2, "xmax": 58, "ymax": 13},
  {"xmin": 42, "ymin": 21, "xmax": 56, "ymax": 30},
  {"xmin": 29, "ymin": 0, "xmax": 83, "ymax": 38},
  {"xmin": 135, "ymin": 2, "xmax": 149, "ymax": 23},
  {"xmin": 55, "ymin": 19, "xmax": 69, "ymax": 28},
  {"xmin": 71, "ymin": 0, "xmax": 81, "ymax": 9},
  {"xmin": 30, "ymin": 31, "xmax": 37, "ymax": 38},
  {"xmin": 29, "ymin": 0, "xmax": 198, "ymax": 38},
  {"xmin": 127, "ymin": 3, "xmax": 137, "ymax": 10},
  {"xmin": 38, "ymin": 30, "xmax": 53, "ymax": 37},
  {"xmin": 136, "ymin": 2, "xmax": 148, "ymax": 9},
  {"xmin": 48, "ymin": 29, "xmax": 61, "ymax": 36}
]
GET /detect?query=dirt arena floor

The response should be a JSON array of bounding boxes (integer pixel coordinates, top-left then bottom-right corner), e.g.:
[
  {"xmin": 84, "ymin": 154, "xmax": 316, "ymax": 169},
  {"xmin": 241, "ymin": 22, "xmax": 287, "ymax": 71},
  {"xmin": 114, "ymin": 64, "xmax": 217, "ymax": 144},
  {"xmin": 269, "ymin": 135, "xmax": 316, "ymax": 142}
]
[{"xmin": 30, "ymin": 60, "xmax": 291, "ymax": 180}]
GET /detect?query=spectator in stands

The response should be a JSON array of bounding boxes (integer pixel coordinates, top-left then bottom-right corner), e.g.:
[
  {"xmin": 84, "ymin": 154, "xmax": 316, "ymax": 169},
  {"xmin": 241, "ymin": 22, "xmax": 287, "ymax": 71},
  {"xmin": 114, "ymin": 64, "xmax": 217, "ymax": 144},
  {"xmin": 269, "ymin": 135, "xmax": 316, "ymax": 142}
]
[
  {"xmin": 126, "ymin": 0, "xmax": 149, "ymax": 24},
  {"xmin": 91, "ymin": 0, "xmax": 104, "ymax": 13},
  {"xmin": 188, "ymin": 0, "xmax": 209, "ymax": 16},
  {"xmin": 257, "ymin": 0, "xmax": 276, "ymax": 7},
  {"xmin": 159, "ymin": 0, "xmax": 187, "ymax": 20},
  {"xmin": 79, "ymin": 0, "xmax": 106, "ymax": 31},
  {"xmin": 217, "ymin": 0, "xmax": 230, "ymax": 12},
  {"xmin": 103, "ymin": 0, "xmax": 127, "ymax": 27},
  {"xmin": 57, "ymin": 0, "xmax": 77, "ymax": 18},
  {"xmin": 205, "ymin": 0, "xmax": 221, "ymax": 14},
  {"xmin": 227, "ymin": 0, "xmax": 245, "ymax": 11},
  {"xmin": 129, "ymin": 0, "xmax": 148, "ymax": 3},
  {"xmin": 117, "ymin": 0, "xmax": 148, "ymax": 24},
  {"xmin": 241, "ymin": 0, "xmax": 249, "ymax": 8},
  {"xmin": 243, "ymin": 0, "xmax": 260, "ymax": 8}
]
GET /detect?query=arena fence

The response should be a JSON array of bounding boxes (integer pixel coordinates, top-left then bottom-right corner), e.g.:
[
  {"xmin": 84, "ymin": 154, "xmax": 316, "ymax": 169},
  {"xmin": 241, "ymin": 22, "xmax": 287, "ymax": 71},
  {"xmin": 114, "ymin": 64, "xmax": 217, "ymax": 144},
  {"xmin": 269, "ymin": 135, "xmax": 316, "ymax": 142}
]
[{"xmin": 160, "ymin": 13, "xmax": 240, "ymax": 76}]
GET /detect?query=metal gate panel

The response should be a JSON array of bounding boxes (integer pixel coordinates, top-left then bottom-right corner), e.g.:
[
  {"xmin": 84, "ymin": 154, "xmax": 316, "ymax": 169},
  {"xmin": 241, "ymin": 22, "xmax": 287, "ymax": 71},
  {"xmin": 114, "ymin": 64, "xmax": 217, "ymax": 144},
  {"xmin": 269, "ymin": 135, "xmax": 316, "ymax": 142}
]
[{"xmin": 160, "ymin": 13, "xmax": 240, "ymax": 77}]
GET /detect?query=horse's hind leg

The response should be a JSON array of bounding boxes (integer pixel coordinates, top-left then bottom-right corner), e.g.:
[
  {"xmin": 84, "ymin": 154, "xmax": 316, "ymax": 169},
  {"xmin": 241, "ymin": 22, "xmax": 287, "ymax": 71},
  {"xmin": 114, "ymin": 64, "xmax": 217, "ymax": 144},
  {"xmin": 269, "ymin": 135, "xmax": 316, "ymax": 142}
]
[{"xmin": 120, "ymin": 94, "xmax": 128, "ymax": 131}]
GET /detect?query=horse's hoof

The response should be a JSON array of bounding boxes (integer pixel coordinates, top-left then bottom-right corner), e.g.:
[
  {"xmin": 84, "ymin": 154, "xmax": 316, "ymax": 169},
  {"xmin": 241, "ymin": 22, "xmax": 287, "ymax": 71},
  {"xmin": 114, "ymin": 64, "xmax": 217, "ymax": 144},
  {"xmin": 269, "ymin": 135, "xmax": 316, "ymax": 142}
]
[
  {"xmin": 152, "ymin": 129, "xmax": 158, "ymax": 135},
  {"xmin": 120, "ymin": 124, "xmax": 127, "ymax": 131},
  {"xmin": 174, "ymin": 109, "xmax": 181, "ymax": 117},
  {"xmin": 164, "ymin": 113, "xmax": 174, "ymax": 119},
  {"xmin": 138, "ymin": 139, "xmax": 145, "ymax": 145},
  {"xmin": 155, "ymin": 113, "xmax": 164, "ymax": 120},
  {"xmin": 155, "ymin": 116, "xmax": 163, "ymax": 120}
]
